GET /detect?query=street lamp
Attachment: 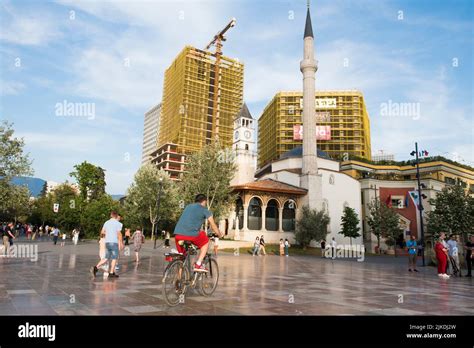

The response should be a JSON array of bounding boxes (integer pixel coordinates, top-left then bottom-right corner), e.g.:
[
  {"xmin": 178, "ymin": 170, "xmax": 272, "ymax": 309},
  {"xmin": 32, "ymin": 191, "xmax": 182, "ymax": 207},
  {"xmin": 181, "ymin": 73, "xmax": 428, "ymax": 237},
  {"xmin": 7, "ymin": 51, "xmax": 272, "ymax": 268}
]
[
  {"xmin": 410, "ymin": 142, "xmax": 427, "ymax": 266},
  {"xmin": 153, "ymin": 177, "xmax": 164, "ymax": 249}
]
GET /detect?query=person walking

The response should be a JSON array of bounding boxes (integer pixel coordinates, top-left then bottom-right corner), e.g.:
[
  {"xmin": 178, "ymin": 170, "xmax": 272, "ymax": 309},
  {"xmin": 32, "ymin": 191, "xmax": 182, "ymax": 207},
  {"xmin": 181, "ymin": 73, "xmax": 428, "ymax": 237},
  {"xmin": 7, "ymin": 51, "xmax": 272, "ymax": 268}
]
[
  {"xmin": 72, "ymin": 228, "xmax": 80, "ymax": 245},
  {"xmin": 131, "ymin": 228, "xmax": 144, "ymax": 263},
  {"xmin": 320, "ymin": 239, "xmax": 326, "ymax": 258},
  {"xmin": 164, "ymin": 230, "xmax": 170, "ymax": 248},
  {"xmin": 213, "ymin": 235, "xmax": 219, "ymax": 256},
  {"xmin": 259, "ymin": 235, "xmax": 267, "ymax": 256},
  {"xmin": 406, "ymin": 235, "xmax": 418, "ymax": 272},
  {"xmin": 447, "ymin": 234, "xmax": 461, "ymax": 277},
  {"xmin": 284, "ymin": 239, "xmax": 290, "ymax": 257},
  {"xmin": 2, "ymin": 223, "xmax": 15, "ymax": 256},
  {"xmin": 52, "ymin": 227, "xmax": 60, "ymax": 245},
  {"xmin": 279, "ymin": 239, "xmax": 284, "ymax": 256},
  {"xmin": 464, "ymin": 234, "xmax": 473, "ymax": 277},
  {"xmin": 91, "ymin": 211, "xmax": 123, "ymax": 278},
  {"xmin": 331, "ymin": 237, "xmax": 337, "ymax": 259},
  {"xmin": 252, "ymin": 237, "xmax": 260, "ymax": 256},
  {"xmin": 124, "ymin": 228, "xmax": 131, "ymax": 246},
  {"xmin": 435, "ymin": 235, "xmax": 450, "ymax": 279},
  {"xmin": 60, "ymin": 232, "xmax": 67, "ymax": 246}
]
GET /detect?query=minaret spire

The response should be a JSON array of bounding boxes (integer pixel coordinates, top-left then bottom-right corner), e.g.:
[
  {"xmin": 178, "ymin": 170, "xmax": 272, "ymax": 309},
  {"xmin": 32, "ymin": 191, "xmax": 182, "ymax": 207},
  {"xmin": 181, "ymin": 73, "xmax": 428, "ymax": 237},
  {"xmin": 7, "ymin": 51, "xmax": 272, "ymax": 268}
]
[{"xmin": 300, "ymin": 1, "xmax": 321, "ymax": 210}]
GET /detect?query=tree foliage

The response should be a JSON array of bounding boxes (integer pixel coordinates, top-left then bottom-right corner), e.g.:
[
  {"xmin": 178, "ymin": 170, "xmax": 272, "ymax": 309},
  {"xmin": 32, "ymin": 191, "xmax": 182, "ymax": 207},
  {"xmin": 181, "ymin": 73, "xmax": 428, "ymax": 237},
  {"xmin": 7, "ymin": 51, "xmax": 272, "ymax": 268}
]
[
  {"xmin": 70, "ymin": 161, "xmax": 106, "ymax": 201},
  {"xmin": 339, "ymin": 206, "xmax": 361, "ymax": 245},
  {"xmin": 124, "ymin": 164, "xmax": 179, "ymax": 237},
  {"xmin": 367, "ymin": 198, "xmax": 403, "ymax": 250},
  {"xmin": 0, "ymin": 121, "xmax": 34, "ymax": 220},
  {"xmin": 427, "ymin": 184, "xmax": 474, "ymax": 240},
  {"xmin": 81, "ymin": 194, "xmax": 120, "ymax": 238},
  {"xmin": 179, "ymin": 142, "xmax": 236, "ymax": 221},
  {"xmin": 295, "ymin": 205, "xmax": 330, "ymax": 249}
]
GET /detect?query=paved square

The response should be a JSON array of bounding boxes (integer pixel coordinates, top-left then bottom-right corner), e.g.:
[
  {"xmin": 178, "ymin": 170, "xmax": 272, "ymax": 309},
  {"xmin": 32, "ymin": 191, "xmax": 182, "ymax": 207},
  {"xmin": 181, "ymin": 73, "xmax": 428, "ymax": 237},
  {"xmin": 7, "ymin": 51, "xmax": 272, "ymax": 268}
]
[{"xmin": 0, "ymin": 239, "xmax": 472, "ymax": 315}]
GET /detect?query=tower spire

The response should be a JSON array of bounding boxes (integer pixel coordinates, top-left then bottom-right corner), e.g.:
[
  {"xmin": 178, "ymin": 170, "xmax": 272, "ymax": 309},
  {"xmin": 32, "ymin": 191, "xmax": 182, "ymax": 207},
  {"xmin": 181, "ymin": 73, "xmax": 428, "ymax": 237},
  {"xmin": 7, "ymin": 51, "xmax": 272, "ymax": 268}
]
[{"xmin": 304, "ymin": 2, "xmax": 314, "ymax": 38}]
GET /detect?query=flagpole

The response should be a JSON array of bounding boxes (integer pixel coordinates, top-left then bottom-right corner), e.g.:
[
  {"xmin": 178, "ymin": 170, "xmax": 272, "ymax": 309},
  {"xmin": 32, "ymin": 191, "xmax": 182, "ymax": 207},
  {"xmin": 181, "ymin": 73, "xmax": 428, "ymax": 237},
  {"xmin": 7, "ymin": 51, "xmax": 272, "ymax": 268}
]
[{"xmin": 415, "ymin": 142, "xmax": 426, "ymax": 267}]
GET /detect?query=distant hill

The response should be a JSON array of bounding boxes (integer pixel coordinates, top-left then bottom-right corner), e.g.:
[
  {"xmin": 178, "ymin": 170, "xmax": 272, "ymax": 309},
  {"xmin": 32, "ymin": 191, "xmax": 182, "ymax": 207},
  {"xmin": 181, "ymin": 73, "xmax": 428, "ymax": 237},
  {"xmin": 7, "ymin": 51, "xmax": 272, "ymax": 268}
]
[
  {"xmin": 110, "ymin": 194, "xmax": 125, "ymax": 201},
  {"xmin": 11, "ymin": 177, "xmax": 46, "ymax": 197}
]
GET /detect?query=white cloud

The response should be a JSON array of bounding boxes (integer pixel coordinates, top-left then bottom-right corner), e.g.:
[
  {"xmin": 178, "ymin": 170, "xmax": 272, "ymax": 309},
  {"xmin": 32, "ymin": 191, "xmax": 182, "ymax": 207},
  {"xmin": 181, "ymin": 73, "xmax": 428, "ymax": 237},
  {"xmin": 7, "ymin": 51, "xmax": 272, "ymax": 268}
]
[
  {"xmin": 0, "ymin": 3, "xmax": 61, "ymax": 45},
  {"xmin": 0, "ymin": 80, "xmax": 25, "ymax": 95}
]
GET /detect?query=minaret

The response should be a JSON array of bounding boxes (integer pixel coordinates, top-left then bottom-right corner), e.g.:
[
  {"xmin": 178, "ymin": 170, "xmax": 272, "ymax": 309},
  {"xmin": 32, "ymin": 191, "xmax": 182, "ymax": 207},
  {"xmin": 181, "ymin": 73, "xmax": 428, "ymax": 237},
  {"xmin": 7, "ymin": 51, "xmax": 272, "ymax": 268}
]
[{"xmin": 299, "ymin": 1, "xmax": 322, "ymax": 209}]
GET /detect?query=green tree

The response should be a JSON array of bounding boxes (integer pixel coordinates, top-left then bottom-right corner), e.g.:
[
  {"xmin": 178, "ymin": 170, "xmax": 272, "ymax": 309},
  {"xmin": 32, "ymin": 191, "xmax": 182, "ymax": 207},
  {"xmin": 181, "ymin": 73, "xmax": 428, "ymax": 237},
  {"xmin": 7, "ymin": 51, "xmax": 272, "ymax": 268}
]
[
  {"xmin": 339, "ymin": 206, "xmax": 361, "ymax": 246},
  {"xmin": 367, "ymin": 198, "xmax": 403, "ymax": 253},
  {"xmin": 179, "ymin": 142, "xmax": 236, "ymax": 222},
  {"xmin": 124, "ymin": 164, "xmax": 179, "ymax": 239},
  {"xmin": 70, "ymin": 161, "xmax": 106, "ymax": 201},
  {"xmin": 81, "ymin": 194, "xmax": 120, "ymax": 238},
  {"xmin": 0, "ymin": 121, "xmax": 33, "ymax": 218},
  {"xmin": 295, "ymin": 205, "xmax": 330, "ymax": 249},
  {"xmin": 30, "ymin": 193, "xmax": 55, "ymax": 227},
  {"xmin": 427, "ymin": 184, "xmax": 474, "ymax": 240},
  {"xmin": 52, "ymin": 183, "xmax": 81, "ymax": 232},
  {"xmin": 2, "ymin": 185, "xmax": 31, "ymax": 223}
]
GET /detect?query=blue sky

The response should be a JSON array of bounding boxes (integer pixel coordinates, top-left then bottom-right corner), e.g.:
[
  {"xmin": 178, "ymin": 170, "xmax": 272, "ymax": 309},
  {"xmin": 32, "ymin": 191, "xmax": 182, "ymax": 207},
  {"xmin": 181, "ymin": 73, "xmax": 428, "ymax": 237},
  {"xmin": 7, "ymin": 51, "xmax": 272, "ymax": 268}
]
[{"xmin": 0, "ymin": 0, "xmax": 472, "ymax": 194}]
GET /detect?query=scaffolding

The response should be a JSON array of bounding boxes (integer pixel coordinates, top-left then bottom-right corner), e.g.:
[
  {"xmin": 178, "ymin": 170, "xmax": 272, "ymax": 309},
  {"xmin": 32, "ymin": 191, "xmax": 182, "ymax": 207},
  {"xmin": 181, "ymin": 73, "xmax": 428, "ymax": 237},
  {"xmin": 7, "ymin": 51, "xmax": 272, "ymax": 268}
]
[
  {"xmin": 158, "ymin": 46, "xmax": 244, "ymax": 155},
  {"xmin": 258, "ymin": 90, "xmax": 372, "ymax": 168}
]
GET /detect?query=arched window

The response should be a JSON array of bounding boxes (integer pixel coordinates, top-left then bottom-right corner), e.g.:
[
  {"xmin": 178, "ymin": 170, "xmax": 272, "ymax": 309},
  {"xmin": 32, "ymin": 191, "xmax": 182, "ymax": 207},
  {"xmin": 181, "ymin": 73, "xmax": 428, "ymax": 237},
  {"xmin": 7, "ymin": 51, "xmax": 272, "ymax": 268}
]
[
  {"xmin": 248, "ymin": 197, "xmax": 262, "ymax": 230},
  {"xmin": 282, "ymin": 200, "xmax": 296, "ymax": 232},
  {"xmin": 235, "ymin": 197, "xmax": 244, "ymax": 230},
  {"xmin": 265, "ymin": 199, "xmax": 279, "ymax": 231}
]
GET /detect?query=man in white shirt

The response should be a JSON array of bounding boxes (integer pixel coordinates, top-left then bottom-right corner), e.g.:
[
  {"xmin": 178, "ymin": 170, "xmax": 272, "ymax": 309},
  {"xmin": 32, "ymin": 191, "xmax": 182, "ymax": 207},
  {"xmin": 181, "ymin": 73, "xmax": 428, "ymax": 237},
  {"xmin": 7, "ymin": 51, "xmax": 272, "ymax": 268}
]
[
  {"xmin": 91, "ymin": 211, "xmax": 123, "ymax": 278},
  {"xmin": 447, "ymin": 234, "xmax": 460, "ymax": 276}
]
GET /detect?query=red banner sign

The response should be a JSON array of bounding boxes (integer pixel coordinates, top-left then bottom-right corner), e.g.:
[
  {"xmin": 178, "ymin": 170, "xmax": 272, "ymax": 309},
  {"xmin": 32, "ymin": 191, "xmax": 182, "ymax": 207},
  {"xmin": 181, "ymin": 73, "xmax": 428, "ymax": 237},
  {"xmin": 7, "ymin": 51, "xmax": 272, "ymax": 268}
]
[{"xmin": 293, "ymin": 125, "xmax": 331, "ymax": 141}]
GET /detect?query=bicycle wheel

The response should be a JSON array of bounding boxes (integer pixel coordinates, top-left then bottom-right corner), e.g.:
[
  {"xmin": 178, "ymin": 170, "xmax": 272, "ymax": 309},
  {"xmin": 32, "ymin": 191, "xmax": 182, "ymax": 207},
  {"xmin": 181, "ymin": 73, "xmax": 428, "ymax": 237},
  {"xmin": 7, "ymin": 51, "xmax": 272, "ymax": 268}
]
[
  {"xmin": 162, "ymin": 260, "xmax": 189, "ymax": 306},
  {"xmin": 198, "ymin": 258, "xmax": 219, "ymax": 296}
]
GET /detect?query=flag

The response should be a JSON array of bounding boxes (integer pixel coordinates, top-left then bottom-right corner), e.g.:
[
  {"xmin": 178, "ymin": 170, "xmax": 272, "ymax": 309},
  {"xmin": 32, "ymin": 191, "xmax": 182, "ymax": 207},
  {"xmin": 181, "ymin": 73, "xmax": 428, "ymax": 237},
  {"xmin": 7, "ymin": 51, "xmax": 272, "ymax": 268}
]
[{"xmin": 408, "ymin": 191, "xmax": 419, "ymax": 207}]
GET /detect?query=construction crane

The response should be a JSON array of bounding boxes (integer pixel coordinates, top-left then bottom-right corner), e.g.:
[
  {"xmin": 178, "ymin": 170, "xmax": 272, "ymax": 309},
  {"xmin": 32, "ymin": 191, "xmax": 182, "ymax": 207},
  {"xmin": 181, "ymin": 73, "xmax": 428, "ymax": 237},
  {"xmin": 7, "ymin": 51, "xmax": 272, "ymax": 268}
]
[{"xmin": 205, "ymin": 18, "xmax": 236, "ymax": 141}]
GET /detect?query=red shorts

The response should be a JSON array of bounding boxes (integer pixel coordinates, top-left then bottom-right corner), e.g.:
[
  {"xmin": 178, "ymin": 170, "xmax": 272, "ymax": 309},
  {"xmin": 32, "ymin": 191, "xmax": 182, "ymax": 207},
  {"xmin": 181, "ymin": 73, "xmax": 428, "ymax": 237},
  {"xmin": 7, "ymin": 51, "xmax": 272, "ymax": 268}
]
[{"xmin": 174, "ymin": 230, "xmax": 209, "ymax": 254}]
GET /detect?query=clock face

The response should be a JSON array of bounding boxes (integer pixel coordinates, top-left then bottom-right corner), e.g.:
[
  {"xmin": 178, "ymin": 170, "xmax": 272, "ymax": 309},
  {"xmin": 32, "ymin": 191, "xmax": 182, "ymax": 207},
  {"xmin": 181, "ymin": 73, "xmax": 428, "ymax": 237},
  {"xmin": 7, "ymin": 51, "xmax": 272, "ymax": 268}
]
[
  {"xmin": 234, "ymin": 131, "xmax": 239, "ymax": 140},
  {"xmin": 244, "ymin": 130, "xmax": 251, "ymax": 139}
]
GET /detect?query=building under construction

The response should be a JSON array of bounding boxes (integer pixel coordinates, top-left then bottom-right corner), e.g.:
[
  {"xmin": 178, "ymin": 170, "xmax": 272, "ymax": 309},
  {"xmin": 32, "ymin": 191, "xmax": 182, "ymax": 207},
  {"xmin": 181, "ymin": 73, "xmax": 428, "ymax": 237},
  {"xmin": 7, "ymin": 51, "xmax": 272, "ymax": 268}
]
[
  {"xmin": 157, "ymin": 45, "xmax": 244, "ymax": 156},
  {"xmin": 258, "ymin": 90, "xmax": 371, "ymax": 168}
]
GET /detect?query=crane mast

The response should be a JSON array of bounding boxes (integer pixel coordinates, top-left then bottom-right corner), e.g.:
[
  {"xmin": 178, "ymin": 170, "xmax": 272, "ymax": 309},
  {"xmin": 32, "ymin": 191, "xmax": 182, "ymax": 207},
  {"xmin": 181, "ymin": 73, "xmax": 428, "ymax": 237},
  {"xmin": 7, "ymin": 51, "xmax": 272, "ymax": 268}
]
[{"xmin": 205, "ymin": 18, "xmax": 236, "ymax": 142}]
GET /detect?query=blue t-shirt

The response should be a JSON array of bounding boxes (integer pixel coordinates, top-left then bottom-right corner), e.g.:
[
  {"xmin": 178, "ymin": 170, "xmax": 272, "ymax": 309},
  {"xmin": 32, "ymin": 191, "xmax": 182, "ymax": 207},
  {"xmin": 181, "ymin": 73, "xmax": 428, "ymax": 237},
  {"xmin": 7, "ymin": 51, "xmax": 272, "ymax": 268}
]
[
  {"xmin": 406, "ymin": 240, "xmax": 417, "ymax": 254},
  {"xmin": 103, "ymin": 218, "xmax": 123, "ymax": 244},
  {"xmin": 174, "ymin": 203, "xmax": 212, "ymax": 236}
]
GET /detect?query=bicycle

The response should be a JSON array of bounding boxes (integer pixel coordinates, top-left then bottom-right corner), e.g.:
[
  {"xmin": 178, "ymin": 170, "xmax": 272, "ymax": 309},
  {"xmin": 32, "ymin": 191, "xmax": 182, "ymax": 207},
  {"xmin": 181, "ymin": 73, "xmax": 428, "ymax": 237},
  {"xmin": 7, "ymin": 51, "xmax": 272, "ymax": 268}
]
[{"xmin": 162, "ymin": 236, "xmax": 219, "ymax": 306}]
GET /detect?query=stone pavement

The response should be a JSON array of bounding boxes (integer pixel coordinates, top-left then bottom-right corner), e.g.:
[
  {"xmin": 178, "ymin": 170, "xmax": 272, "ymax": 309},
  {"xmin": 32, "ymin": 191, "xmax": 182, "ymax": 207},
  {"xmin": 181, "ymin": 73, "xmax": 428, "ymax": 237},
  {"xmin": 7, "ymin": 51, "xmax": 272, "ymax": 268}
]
[{"xmin": 0, "ymin": 239, "xmax": 472, "ymax": 315}]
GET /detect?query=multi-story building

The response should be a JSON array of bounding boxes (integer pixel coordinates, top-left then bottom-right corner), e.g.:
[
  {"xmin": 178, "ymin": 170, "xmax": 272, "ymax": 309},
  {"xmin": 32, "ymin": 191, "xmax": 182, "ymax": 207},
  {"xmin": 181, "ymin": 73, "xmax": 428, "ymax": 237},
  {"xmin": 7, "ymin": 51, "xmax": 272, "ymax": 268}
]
[
  {"xmin": 340, "ymin": 157, "xmax": 474, "ymax": 252},
  {"xmin": 258, "ymin": 90, "xmax": 371, "ymax": 168},
  {"xmin": 150, "ymin": 143, "xmax": 186, "ymax": 181},
  {"xmin": 141, "ymin": 104, "xmax": 161, "ymax": 165},
  {"xmin": 158, "ymin": 45, "xmax": 244, "ymax": 157}
]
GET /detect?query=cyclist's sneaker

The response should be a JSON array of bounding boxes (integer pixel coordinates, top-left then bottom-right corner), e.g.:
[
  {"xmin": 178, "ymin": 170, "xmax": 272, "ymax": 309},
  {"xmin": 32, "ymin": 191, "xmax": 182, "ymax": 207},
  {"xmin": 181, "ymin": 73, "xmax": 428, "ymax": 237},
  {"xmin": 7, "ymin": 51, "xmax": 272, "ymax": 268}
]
[{"xmin": 193, "ymin": 263, "xmax": 208, "ymax": 273}]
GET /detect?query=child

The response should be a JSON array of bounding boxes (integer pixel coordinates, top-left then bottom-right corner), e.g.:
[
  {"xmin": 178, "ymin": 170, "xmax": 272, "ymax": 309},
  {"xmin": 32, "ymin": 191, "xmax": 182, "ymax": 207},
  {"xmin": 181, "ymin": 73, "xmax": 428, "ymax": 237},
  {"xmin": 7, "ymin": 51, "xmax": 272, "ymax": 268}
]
[
  {"xmin": 60, "ymin": 232, "xmax": 66, "ymax": 247},
  {"xmin": 98, "ymin": 233, "xmax": 109, "ymax": 273},
  {"xmin": 284, "ymin": 239, "xmax": 290, "ymax": 257},
  {"xmin": 252, "ymin": 237, "xmax": 260, "ymax": 256},
  {"xmin": 279, "ymin": 239, "xmax": 284, "ymax": 256}
]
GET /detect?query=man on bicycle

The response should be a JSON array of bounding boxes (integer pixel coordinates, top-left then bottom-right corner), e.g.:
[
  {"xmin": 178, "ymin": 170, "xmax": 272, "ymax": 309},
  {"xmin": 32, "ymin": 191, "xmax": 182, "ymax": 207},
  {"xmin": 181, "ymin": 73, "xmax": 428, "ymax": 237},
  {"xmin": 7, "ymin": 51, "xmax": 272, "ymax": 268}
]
[{"xmin": 174, "ymin": 194, "xmax": 223, "ymax": 273}]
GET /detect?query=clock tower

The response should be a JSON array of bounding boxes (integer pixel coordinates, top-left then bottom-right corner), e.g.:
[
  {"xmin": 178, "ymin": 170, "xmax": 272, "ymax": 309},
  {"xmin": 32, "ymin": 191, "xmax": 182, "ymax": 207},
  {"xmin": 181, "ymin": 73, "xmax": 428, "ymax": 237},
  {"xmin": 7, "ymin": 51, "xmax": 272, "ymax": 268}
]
[{"xmin": 231, "ymin": 103, "xmax": 257, "ymax": 185}]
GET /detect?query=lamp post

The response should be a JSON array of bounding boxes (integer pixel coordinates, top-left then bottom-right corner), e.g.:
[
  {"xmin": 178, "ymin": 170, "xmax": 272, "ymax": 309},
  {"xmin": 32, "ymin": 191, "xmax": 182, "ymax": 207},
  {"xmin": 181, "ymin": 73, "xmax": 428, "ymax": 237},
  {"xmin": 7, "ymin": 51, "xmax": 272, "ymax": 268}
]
[
  {"xmin": 410, "ymin": 142, "xmax": 427, "ymax": 266},
  {"xmin": 153, "ymin": 177, "xmax": 164, "ymax": 249}
]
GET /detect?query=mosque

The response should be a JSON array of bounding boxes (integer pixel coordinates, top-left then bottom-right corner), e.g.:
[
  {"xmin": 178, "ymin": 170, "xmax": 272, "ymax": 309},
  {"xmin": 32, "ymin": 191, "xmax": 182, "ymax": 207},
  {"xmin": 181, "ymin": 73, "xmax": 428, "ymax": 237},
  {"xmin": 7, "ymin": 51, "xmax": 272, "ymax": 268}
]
[{"xmin": 226, "ymin": 5, "xmax": 363, "ymax": 246}]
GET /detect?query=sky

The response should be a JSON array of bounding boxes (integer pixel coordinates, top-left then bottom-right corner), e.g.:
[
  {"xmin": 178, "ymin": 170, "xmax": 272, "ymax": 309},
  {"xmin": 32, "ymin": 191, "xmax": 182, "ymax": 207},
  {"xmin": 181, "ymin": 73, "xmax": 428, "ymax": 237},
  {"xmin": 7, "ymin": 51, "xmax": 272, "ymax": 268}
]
[{"xmin": 0, "ymin": 0, "xmax": 473, "ymax": 194}]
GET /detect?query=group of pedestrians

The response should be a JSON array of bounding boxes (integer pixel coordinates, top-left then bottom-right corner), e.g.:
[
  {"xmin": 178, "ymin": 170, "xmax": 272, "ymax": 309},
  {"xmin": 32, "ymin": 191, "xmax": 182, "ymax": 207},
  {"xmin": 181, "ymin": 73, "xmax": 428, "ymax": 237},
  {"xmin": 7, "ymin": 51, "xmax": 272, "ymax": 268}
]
[
  {"xmin": 250, "ymin": 236, "xmax": 290, "ymax": 256},
  {"xmin": 91, "ymin": 211, "xmax": 146, "ymax": 279},
  {"xmin": 435, "ymin": 232, "xmax": 473, "ymax": 279}
]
